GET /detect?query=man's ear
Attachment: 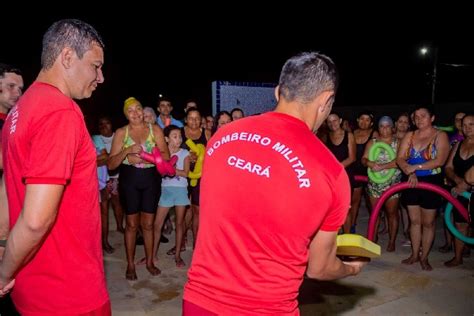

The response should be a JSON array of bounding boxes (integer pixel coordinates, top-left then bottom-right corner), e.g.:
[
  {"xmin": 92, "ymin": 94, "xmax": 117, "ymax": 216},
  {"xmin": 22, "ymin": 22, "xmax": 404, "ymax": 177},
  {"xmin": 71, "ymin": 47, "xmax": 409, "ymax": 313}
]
[
  {"xmin": 165, "ymin": 136, "xmax": 169, "ymax": 143},
  {"xmin": 274, "ymin": 85, "xmax": 280, "ymax": 102},
  {"xmin": 60, "ymin": 47, "xmax": 75, "ymax": 69},
  {"xmin": 317, "ymin": 90, "xmax": 334, "ymax": 114}
]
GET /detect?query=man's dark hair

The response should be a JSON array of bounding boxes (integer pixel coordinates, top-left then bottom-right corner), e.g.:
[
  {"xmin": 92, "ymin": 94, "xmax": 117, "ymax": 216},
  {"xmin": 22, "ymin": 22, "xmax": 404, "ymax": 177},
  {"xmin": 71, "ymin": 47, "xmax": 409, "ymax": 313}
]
[
  {"xmin": 158, "ymin": 96, "xmax": 172, "ymax": 104},
  {"xmin": 41, "ymin": 19, "xmax": 104, "ymax": 70},
  {"xmin": 278, "ymin": 52, "xmax": 338, "ymax": 104},
  {"xmin": 231, "ymin": 108, "xmax": 244, "ymax": 116},
  {"xmin": 0, "ymin": 63, "xmax": 22, "ymax": 78}
]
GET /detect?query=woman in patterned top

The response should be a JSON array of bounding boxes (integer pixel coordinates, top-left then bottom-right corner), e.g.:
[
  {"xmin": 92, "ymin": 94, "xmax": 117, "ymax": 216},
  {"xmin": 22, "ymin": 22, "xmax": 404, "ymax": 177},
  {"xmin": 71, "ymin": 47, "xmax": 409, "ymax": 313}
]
[{"xmin": 397, "ymin": 106, "xmax": 450, "ymax": 271}]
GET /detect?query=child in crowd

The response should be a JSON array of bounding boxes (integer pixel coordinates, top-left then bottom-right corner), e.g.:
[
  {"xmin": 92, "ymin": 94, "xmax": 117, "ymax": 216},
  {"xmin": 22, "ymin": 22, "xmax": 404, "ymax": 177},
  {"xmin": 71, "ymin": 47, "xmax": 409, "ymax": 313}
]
[{"xmin": 152, "ymin": 125, "xmax": 190, "ymax": 267}]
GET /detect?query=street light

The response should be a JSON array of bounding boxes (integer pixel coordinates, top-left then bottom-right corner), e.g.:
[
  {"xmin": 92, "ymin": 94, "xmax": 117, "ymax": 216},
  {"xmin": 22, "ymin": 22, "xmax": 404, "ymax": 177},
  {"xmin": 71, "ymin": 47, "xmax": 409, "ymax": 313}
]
[{"xmin": 419, "ymin": 46, "xmax": 438, "ymax": 105}]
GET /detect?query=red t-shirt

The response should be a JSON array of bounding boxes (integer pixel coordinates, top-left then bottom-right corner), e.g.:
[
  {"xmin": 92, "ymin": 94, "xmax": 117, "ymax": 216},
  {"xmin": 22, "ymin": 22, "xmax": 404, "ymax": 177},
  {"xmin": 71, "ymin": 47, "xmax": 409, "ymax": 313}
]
[
  {"xmin": 2, "ymin": 82, "xmax": 109, "ymax": 315},
  {"xmin": 184, "ymin": 112, "xmax": 350, "ymax": 315}
]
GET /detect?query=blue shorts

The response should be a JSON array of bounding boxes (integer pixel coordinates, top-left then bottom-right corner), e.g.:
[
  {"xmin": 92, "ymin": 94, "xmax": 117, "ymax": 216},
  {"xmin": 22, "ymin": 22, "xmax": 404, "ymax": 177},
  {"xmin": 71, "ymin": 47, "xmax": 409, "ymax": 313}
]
[{"xmin": 159, "ymin": 186, "xmax": 190, "ymax": 207}]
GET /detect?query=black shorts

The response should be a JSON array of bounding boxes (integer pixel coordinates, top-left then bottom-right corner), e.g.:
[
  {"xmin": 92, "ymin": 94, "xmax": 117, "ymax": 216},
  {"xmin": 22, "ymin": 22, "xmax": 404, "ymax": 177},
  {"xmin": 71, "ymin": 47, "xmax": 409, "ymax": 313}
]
[
  {"xmin": 119, "ymin": 164, "xmax": 161, "ymax": 215},
  {"xmin": 401, "ymin": 173, "xmax": 444, "ymax": 210},
  {"xmin": 188, "ymin": 180, "xmax": 201, "ymax": 206}
]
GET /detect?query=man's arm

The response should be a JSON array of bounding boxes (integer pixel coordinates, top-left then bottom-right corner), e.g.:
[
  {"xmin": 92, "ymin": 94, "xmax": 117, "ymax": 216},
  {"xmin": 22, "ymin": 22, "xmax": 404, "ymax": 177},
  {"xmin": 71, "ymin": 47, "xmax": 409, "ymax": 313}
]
[
  {"xmin": 0, "ymin": 176, "xmax": 9, "ymax": 257},
  {"xmin": 306, "ymin": 230, "xmax": 365, "ymax": 280},
  {"xmin": 0, "ymin": 184, "xmax": 64, "ymax": 285}
]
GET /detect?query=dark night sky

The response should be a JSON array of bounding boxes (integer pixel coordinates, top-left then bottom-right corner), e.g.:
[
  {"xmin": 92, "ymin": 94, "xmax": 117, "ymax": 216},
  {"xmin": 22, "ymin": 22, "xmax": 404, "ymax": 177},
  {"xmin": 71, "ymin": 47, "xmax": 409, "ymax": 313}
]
[{"xmin": 2, "ymin": 11, "xmax": 472, "ymax": 127}]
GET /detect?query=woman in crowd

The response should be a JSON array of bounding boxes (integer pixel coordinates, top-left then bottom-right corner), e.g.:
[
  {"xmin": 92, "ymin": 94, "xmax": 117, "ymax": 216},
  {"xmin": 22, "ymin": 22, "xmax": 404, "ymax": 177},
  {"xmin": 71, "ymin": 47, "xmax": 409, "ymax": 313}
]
[
  {"xmin": 443, "ymin": 113, "xmax": 473, "ymax": 267},
  {"xmin": 362, "ymin": 116, "xmax": 402, "ymax": 251},
  {"xmin": 397, "ymin": 106, "xmax": 450, "ymax": 271},
  {"xmin": 108, "ymin": 97, "xmax": 169, "ymax": 280},
  {"xmin": 351, "ymin": 112, "xmax": 379, "ymax": 233},
  {"xmin": 325, "ymin": 113, "xmax": 356, "ymax": 233}
]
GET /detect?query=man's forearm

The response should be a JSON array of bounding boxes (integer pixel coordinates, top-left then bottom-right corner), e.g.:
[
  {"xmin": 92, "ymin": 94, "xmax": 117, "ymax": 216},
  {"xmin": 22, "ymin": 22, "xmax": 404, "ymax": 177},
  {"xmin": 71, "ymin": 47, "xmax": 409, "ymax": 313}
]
[
  {"xmin": 0, "ymin": 176, "xmax": 9, "ymax": 241},
  {"xmin": 0, "ymin": 216, "xmax": 54, "ymax": 281},
  {"xmin": 307, "ymin": 255, "xmax": 356, "ymax": 280},
  {"xmin": 0, "ymin": 184, "xmax": 63, "ymax": 283}
]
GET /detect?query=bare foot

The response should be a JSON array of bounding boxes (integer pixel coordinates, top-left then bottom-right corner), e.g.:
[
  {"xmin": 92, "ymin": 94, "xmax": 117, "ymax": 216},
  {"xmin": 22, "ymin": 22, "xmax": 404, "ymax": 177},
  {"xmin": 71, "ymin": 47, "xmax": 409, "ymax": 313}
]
[
  {"xmin": 136, "ymin": 257, "xmax": 146, "ymax": 265},
  {"xmin": 166, "ymin": 244, "xmax": 186, "ymax": 256},
  {"xmin": 438, "ymin": 244, "xmax": 452, "ymax": 253},
  {"xmin": 420, "ymin": 259, "xmax": 433, "ymax": 271},
  {"xmin": 175, "ymin": 257, "xmax": 186, "ymax": 268},
  {"xmin": 386, "ymin": 244, "xmax": 395, "ymax": 252},
  {"xmin": 444, "ymin": 258, "xmax": 462, "ymax": 267},
  {"xmin": 103, "ymin": 243, "xmax": 115, "ymax": 254},
  {"xmin": 146, "ymin": 264, "xmax": 161, "ymax": 276},
  {"xmin": 401, "ymin": 256, "xmax": 419, "ymax": 265},
  {"xmin": 126, "ymin": 266, "xmax": 137, "ymax": 280},
  {"xmin": 136, "ymin": 257, "xmax": 158, "ymax": 265}
]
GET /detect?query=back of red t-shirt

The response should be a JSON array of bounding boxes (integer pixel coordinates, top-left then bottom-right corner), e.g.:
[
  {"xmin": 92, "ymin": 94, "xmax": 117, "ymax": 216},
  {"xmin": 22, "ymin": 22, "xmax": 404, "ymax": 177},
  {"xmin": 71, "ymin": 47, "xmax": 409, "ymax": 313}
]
[
  {"xmin": 2, "ymin": 82, "xmax": 109, "ymax": 315},
  {"xmin": 184, "ymin": 112, "xmax": 350, "ymax": 315}
]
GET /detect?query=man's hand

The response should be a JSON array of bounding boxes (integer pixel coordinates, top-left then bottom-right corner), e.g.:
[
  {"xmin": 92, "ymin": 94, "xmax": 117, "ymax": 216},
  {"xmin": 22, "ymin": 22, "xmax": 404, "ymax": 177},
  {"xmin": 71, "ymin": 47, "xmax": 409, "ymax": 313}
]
[
  {"xmin": 341, "ymin": 257, "xmax": 370, "ymax": 276},
  {"xmin": 0, "ymin": 277, "xmax": 15, "ymax": 297}
]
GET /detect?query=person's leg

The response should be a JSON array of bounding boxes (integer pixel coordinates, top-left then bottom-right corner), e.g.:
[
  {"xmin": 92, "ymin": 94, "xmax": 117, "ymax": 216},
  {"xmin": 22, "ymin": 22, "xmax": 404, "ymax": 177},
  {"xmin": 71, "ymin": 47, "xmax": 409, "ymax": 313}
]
[
  {"xmin": 141, "ymin": 212, "xmax": 160, "ymax": 276},
  {"xmin": 385, "ymin": 197, "xmax": 400, "ymax": 252},
  {"xmin": 192, "ymin": 204, "xmax": 200, "ymax": 249},
  {"xmin": 152, "ymin": 206, "xmax": 170, "ymax": 260},
  {"xmin": 439, "ymin": 207, "xmax": 453, "ymax": 253},
  {"xmin": 419, "ymin": 208, "xmax": 437, "ymax": 271},
  {"xmin": 342, "ymin": 215, "xmax": 352, "ymax": 234},
  {"xmin": 100, "ymin": 188, "xmax": 114, "ymax": 253},
  {"xmin": 108, "ymin": 178, "xmax": 125, "ymax": 233},
  {"xmin": 125, "ymin": 214, "xmax": 139, "ymax": 280},
  {"xmin": 175, "ymin": 205, "xmax": 187, "ymax": 267},
  {"xmin": 402, "ymin": 205, "xmax": 422, "ymax": 264},
  {"xmin": 110, "ymin": 193, "xmax": 125, "ymax": 233},
  {"xmin": 445, "ymin": 222, "xmax": 468, "ymax": 267},
  {"xmin": 347, "ymin": 186, "xmax": 363, "ymax": 233},
  {"xmin": 369, "ymin": 196, "xmax": 381, "ymax": 243},
  {"xmin": 399, "ymin": 203, "xmax": 411, "ymax": 241}
]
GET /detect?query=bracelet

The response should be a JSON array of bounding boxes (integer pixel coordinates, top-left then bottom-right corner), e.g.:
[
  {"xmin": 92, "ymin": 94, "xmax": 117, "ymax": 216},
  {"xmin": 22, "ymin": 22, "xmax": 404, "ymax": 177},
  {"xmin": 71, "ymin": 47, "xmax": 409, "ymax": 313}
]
[{"xmin": 0, "ymin": 239, "xmax": 7, "ymax": 247}]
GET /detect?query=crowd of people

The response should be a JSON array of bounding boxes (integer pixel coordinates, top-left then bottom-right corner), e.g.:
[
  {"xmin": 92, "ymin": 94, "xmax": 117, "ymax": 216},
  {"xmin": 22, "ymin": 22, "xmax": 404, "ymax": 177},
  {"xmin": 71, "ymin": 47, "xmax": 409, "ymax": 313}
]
[
  {"xmin": 320, "ymin": 108, "xmax": 473, "ymax": 271},
  {"xmin": 0, "ymin": 18, "xmax": 472, "ymax": 315}
]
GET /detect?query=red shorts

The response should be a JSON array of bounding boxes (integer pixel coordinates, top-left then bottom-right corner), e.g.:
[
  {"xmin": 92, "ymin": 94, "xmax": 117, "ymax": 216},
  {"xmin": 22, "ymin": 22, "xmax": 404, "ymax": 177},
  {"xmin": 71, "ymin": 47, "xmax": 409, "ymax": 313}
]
[
  {"xmin": 183, "ymin": 300, "xmax": 217, "ymax": 316},
  {"xmin": 79, "ymin": 300, "xmax": 111, "ymax": 316}
]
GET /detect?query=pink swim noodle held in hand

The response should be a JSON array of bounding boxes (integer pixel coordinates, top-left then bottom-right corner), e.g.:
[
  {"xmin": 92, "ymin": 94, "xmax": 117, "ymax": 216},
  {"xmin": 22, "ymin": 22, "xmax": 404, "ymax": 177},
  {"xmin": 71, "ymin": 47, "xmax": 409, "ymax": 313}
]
[{"xmin": 140, "ymin": 147, "xmax": 178, "ymax": 176}]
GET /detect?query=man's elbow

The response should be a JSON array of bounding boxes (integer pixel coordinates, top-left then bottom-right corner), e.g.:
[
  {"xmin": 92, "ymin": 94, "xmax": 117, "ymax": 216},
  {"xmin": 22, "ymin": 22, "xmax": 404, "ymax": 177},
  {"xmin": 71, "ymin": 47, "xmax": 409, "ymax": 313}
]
[
  {"xmin": 306, "ymin": 266, "xmax": 332, "ymax": 281},
  {"xmin": 24, "ymin": 216, "xmax": 55, "ymax": 235}
]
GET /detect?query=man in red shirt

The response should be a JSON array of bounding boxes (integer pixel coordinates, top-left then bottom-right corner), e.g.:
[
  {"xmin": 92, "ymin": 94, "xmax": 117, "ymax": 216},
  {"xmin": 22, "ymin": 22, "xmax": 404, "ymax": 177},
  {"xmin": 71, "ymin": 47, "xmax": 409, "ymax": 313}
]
[
  {"xmin": 0, "ymin": 63, "xmax": 23, "ymax": 316},
  {"xmin": 184, "ymin": 52, "xmax": 367, "ymax": 315},
  {"xmin": 0, "ymin": 19, "xmax": 110, "ymax": 315},
  {"xmin": 0, "ymin": 63, "xmax": 23, "ymax": 248}
]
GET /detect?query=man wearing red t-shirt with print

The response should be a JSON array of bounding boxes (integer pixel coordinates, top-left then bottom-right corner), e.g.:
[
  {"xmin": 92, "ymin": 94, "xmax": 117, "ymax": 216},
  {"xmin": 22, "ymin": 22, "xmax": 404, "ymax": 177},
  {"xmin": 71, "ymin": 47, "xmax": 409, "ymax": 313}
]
[
  {"xmin": 0, "ymin": 63, "xmax": 23, "ymax": 316},
  {"xmin": 0, "ymin": 19, "xmax": 110, "ymax": 315},
  {"xmin": 184, "ymin": 52, "xmax": 367, "ymax": 315},
  {"xmin": 0, "ymin": 63, "xmax": 23, "ymax": 248}
]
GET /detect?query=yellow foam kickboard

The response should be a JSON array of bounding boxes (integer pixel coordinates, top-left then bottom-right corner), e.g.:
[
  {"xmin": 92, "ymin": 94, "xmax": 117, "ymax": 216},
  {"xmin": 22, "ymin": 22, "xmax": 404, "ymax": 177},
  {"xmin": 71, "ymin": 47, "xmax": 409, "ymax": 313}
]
[{"xmin": 336, "ymin": 234, "xmax": 381, "ymax": 258}]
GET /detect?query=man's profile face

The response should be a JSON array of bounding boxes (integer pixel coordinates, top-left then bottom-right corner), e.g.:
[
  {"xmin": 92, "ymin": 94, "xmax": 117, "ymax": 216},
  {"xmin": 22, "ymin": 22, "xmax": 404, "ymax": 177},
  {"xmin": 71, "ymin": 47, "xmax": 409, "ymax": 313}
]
[
  {"xmin": 0, "ymin": 72, "xmax": 24, "ymax": 111},
  {"xmin": 69, "ymin": 43, "xmax": 104, "ymax": 100}
]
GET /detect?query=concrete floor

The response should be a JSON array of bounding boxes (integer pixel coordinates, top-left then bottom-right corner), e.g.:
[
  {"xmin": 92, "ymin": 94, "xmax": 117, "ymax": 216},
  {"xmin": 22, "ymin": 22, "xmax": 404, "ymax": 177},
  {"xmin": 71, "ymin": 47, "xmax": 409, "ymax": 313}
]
[{"xmin": 104, "ymin": 206, "xmax": 474, "ymax": 315}]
